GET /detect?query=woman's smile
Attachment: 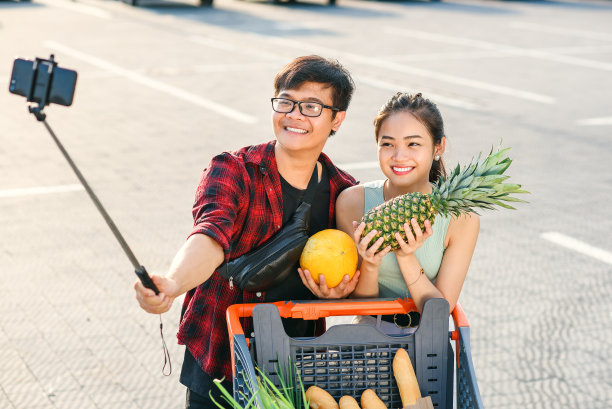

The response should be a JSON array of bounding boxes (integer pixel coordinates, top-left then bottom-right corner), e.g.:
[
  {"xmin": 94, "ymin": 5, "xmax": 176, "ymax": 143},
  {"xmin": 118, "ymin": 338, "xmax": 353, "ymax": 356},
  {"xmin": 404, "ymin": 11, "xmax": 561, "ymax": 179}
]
[{"xmin": 391, "ymin": 165, "xmax": 414, "ymax": 175}]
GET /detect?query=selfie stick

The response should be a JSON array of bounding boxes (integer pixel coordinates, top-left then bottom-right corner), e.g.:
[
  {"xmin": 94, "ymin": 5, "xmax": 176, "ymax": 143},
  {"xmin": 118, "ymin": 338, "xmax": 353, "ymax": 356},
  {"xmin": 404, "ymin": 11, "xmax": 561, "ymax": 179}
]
[{"xmin": 26, "ymin": 55, "xmax": 159, "ymax": 294}]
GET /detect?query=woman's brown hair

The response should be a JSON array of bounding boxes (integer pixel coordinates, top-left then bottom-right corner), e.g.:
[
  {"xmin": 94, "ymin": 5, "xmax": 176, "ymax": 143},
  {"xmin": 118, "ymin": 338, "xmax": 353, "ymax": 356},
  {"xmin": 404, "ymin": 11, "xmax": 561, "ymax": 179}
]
[{"xmin": 373, "ymin": 92, "xmax": 446, "ymax": 183}]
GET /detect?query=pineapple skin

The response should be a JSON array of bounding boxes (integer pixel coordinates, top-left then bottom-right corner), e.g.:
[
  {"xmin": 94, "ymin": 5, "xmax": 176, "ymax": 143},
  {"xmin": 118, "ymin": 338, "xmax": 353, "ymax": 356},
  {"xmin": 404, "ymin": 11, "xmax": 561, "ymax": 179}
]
[{"xmin": 360, "ymin": 192, "xmax": 436, "ymax": 250}]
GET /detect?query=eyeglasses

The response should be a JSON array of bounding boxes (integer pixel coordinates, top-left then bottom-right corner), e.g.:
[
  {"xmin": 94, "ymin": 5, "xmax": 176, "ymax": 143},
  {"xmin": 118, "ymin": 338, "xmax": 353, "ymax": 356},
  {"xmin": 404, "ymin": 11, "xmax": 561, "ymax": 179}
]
[{"xmin": 271, "ymin": 97, "xmax": 339, "ymax": 118}]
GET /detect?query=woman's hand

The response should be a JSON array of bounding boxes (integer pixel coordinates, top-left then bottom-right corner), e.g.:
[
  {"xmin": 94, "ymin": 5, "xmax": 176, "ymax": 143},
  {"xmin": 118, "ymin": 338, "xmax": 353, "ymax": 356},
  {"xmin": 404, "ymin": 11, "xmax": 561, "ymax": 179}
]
[
  {"xmin": 134, "ymin": 275, "xmax": 179, "ymax": 314},
  {"xmin": 353, "ymin": 221, "xmax": 392, "ymax": 267},
  {"xmin": 395, "ymin": 218, "xmax": 433, "ymax": 258},
  {"xmin": 298, "ymin": 268, "xmax": 361, "ymax": 299}
]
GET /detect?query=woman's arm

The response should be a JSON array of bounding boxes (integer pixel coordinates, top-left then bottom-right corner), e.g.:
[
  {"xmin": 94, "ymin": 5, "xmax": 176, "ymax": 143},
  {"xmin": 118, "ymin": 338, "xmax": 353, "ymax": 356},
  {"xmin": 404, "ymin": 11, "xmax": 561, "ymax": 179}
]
[
  {"xmin": 434, "ymin": 213, "xmax": 479, "ymax": 312},
  {"xmin": 396, "ymin": 213, "xmax": 479, "ymax": 313},
  {"xmin": 336, "ymin": 186, "xmax": 391, "ymax": 298}
]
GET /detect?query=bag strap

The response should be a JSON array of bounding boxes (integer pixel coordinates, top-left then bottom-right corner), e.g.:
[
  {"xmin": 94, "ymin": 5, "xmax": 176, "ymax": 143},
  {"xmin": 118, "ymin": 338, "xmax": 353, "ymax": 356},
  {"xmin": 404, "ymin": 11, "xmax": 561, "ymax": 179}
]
[{"xmin": 301, "ymin": 165, "xmax": 319, "ymax": 205}]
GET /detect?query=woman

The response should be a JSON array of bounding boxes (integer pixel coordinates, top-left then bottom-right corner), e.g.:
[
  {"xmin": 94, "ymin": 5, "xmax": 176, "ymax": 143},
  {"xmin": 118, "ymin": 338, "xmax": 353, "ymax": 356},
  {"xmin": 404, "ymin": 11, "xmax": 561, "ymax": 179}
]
[{"xmin": 336, "ymin": 92, "xmax": 479, "ymax": 333}]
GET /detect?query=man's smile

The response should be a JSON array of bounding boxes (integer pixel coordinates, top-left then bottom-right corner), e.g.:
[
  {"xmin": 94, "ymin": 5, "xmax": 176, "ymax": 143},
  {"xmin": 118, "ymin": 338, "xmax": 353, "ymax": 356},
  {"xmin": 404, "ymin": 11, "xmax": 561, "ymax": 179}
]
[{"xmin": 285, "ymin": 126, "xmax": 308, "ymax": 134}]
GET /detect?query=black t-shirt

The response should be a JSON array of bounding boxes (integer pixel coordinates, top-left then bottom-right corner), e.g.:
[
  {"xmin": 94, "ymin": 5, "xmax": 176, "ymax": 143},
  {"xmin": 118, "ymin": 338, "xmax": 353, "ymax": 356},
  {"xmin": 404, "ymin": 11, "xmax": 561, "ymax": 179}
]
[{"xmin": 279, "ymin": 164, "xmax": 330, "ymax": 236}]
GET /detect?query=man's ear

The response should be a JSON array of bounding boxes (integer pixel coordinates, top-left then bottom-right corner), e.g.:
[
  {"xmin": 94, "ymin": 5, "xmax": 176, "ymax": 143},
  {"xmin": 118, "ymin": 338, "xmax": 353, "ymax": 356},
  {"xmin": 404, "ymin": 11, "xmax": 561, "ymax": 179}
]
[{"xmin": 331, "ymin": 111, "xmax": 347, "ymax": 132}]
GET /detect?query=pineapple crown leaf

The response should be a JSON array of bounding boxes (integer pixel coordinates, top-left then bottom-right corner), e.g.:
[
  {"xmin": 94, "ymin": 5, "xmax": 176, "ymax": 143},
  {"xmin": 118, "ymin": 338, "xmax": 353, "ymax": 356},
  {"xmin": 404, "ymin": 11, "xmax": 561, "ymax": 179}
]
[{"xmin": 431, "ymin": 145, "xmax": 528, "ymax": 214}]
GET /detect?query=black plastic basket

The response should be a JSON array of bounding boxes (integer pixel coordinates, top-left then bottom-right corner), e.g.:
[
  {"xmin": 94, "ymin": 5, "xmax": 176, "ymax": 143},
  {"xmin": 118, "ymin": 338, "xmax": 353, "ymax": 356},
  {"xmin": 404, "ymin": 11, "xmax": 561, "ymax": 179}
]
[{"xmin": 226, "ymin": 298, "xmax": 484, "ymax": 409}]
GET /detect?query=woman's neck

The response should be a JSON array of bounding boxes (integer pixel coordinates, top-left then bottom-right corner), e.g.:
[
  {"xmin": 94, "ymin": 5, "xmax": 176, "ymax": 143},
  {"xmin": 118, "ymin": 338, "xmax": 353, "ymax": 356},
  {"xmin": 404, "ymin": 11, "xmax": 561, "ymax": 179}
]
[{"xmin": 384, "ymin": 179, "xmax": 433, "ymax": 201}]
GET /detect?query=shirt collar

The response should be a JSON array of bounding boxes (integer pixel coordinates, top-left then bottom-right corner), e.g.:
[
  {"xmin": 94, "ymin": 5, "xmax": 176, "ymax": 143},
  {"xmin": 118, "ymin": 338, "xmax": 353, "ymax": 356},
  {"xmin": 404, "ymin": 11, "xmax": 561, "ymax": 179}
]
[{"xmin": 243, "ymin": 141, "xmax": 276, "ymax": 174}]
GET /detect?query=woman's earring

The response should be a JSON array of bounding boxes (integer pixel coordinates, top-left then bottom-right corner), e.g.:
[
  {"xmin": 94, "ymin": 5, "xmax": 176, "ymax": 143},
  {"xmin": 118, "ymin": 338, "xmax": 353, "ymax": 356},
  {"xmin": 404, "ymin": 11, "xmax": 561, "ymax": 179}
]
[{"xmin": 434, "ymin": 154, "xmax": 440, "ymax": 161}]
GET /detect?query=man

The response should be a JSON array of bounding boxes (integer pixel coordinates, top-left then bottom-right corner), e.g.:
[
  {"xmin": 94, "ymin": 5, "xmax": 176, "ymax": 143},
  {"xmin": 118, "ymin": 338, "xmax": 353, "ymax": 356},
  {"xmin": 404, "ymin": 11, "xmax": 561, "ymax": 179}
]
[{"xmin": 134, "ymin": 55, "xmax": 360, "ymax": 408}]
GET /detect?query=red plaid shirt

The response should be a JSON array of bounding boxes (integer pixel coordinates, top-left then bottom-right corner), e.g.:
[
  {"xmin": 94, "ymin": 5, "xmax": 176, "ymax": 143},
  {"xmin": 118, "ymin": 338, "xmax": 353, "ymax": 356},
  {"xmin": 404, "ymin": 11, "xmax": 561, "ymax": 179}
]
[{"xmin": 176, "ymin": 141, "xmax": 356, "ymax": 380}]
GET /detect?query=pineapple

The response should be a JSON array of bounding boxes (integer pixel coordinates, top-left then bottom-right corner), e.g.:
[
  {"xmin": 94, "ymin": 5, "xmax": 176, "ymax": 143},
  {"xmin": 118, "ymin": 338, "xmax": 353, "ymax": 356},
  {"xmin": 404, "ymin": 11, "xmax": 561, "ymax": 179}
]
[{"xmin": 361, "ymin": 146, "xmax": 528, "ymax": 250}]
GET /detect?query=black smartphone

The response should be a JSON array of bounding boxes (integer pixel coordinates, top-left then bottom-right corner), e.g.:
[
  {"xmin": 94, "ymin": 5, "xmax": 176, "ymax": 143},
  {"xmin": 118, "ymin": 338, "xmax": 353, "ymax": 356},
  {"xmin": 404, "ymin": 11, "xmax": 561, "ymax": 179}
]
[
  {"xmin": 9, "ymin": 57, "xmax": 77, "ymax": 106},
  {"xmin": 135, "ymin": 266, "xmax": 160, "ymax": 295}
]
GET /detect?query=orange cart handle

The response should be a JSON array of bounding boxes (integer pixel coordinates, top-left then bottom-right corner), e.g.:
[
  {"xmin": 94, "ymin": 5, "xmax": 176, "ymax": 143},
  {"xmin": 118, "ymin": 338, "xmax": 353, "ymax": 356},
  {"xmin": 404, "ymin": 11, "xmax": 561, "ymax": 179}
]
[
  {"xmin": 227, "ymin": 298, "xmax": 414, "ymax": 336},
  {"xmin": 227, "ymin": 298, "xmax": 470, "ymax": 339}
]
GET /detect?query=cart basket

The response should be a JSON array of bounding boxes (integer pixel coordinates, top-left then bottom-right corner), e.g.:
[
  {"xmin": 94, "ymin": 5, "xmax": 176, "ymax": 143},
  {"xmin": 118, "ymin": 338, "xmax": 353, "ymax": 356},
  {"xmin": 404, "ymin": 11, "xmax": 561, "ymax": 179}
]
[{"xmin": 227, "ymin": 297, "xmax": 483, "ymax": 409}]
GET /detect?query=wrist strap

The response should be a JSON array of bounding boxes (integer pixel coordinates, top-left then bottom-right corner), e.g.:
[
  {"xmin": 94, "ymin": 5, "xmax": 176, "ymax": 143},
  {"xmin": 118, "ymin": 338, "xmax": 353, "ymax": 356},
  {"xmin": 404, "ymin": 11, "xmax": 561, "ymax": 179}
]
[{"xmin": 159, "ymin": 314, "xmax": 172, "ymax": 376}]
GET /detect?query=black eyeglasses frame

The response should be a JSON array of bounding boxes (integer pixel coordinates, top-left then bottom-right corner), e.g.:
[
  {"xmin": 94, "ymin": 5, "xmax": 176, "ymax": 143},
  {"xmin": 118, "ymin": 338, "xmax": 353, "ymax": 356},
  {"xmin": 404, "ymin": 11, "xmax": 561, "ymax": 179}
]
[{"xmin": 270, "ymin": 97, "xmax": 340, "ymax": 118}]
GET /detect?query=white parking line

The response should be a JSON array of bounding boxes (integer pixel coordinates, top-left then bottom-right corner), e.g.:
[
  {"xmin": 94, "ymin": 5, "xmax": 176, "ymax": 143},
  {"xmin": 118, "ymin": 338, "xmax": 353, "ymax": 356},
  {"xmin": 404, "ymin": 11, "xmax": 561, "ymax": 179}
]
[
  {"xmin": 538, "ymin": 45, "xmax": 612, "ymax": 55},
  {"xmin": 0, "ymin": 184, "xmax": 84, "ymax": 199},
  {"xmin": 386, "ymin": 27, "xmax": 612, "ymax": 72},
  {"xmin": 510, "ymin": 22, "xmax": 612, "ymax": 42},
  {"xmin": 576, "ymin": 117, "xmax": 612, "ymax": 126},
  {"xmin": 189, "ymin": 36, "xmax": 475, "ymax": 109},
  {"xmin": 337, "ymin": 161, "xmax": 380, "ymax": 171},
  {"xmin": 265, "ymin": 37, "xmax": 555, "ymax": 104},
  {"xmin": 541, "ymin": 232, "xmax": 612, "ymax": 266},
  {"xmin": 189, "ymin": 36, "xmax": 283, "ymax": 62},
  {"xmin": 355, "ymin": 75, "xmax": 478, "ymax": 110},
  {"xmin": 36, "ymin": 0, "xmax": 111, "ymax": 19},
  {"xmin": 43, "ymin": 41, "xmax": 258, "ymax": 124}
]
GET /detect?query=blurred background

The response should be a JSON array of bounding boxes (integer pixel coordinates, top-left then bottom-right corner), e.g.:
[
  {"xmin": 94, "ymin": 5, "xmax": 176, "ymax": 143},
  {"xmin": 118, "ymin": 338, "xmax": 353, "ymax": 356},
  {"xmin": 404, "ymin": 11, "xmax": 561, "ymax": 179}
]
[{"xmin": 0, "ymin": 0, "xmax": 611, "ymax": 407}]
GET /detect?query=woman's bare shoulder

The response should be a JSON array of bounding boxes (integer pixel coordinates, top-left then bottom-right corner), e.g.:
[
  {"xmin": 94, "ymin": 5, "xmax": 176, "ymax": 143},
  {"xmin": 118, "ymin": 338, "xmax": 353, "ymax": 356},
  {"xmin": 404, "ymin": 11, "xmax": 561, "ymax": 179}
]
[
  {"xmin": 446, "ymin": 212, "xmax": 480, "ymax": 245},
  {"xmin": 337, "ymin": 185, "xmax": 365, "ymax": 210}
]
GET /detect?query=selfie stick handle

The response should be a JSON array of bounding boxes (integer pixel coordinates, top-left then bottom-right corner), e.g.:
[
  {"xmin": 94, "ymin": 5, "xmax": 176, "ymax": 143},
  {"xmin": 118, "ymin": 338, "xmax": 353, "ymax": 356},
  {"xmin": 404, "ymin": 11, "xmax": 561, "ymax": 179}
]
[{"xmin": 40, "ymin": 119, "xmax": 159, "ymax": 294}]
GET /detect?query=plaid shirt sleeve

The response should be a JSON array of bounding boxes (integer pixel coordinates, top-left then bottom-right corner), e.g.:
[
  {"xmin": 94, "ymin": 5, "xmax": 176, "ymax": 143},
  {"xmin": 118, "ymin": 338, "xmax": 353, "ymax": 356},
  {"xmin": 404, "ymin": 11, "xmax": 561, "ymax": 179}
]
[
  {"xmin": 188, "ymin": 152, "xmax": 248, "ymax": 263},
  {"xmin": 178, "ymin": 146, "xmax": 273, "ymax": 382}
]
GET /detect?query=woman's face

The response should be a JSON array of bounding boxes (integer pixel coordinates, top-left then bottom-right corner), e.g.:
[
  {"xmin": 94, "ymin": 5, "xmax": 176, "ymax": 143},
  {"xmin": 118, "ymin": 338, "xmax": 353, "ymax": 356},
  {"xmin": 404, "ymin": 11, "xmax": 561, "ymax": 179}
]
[{"xmin": 376, "ymin": 111, "xmax": 440, "ymax": 193}]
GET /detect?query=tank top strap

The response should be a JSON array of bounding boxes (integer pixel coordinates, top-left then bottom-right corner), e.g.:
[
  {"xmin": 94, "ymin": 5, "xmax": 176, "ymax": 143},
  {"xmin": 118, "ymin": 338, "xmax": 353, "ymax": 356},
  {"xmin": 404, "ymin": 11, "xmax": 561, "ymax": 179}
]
[{"xmin": 362, "ymin": 180, "xmax": 386, "ymax": 214}]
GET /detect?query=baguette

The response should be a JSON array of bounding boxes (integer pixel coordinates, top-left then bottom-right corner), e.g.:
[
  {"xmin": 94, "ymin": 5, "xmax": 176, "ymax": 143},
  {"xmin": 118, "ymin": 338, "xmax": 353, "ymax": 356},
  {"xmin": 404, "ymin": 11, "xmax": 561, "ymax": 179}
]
[
  {"xmin": 360, "ymin": 389, "xmax": 387, "ymax": 409},
  {"xmin": 339, "ymin": 395, "xmax": 361, "ymax": 409},
  {"xmin": 305, "ymin": 385, "xmax": 339, "ymax": 409},
  {"xmin": 393, "ymin": 348, "xmax": 421, "ymax": 407}
]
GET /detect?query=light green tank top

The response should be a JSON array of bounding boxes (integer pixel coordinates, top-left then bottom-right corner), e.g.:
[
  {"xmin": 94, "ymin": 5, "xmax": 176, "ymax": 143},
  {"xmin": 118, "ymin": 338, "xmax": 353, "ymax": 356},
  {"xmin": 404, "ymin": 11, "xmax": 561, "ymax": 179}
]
[{"xmin": 362, "ymin": 180, "xmax": 450, "ymax": 299}]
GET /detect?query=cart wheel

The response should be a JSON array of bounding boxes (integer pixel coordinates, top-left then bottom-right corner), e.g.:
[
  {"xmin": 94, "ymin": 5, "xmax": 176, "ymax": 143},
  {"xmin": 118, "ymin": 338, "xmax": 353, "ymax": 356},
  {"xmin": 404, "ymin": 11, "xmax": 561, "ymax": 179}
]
[
  {"xmin": 328, "ymin": 0, "xmax": 336, "ymax": 5},
  {"xmin": 199, "ymin": 0, "xmax": 213, "ymax": 6}
]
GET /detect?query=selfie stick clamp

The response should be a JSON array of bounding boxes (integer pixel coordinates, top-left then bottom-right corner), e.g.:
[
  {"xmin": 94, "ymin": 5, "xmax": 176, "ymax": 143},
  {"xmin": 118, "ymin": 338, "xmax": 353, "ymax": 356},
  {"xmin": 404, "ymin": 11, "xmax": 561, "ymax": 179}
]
[
  {"xmin": 24, "ymin": 55, "xmax": 159, "ymax": 295},
  {"xmin": 26, "ymin": 55, "xmax": 57, "ymax": 122}
]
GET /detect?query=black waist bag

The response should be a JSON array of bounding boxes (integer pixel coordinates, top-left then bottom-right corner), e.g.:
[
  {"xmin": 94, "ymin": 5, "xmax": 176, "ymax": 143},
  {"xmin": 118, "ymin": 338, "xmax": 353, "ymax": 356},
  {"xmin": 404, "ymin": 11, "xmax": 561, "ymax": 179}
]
[{"xmin": 217, "ymin": 168, "xmax": 318, "ymax": 292}]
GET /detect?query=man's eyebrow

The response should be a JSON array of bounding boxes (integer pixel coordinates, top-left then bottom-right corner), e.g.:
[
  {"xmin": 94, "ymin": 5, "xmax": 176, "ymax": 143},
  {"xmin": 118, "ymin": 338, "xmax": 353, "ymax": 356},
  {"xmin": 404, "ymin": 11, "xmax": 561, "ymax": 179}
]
[{"xmin": 277, "ymin": 92, "xmax": 325, "ymax": 104}]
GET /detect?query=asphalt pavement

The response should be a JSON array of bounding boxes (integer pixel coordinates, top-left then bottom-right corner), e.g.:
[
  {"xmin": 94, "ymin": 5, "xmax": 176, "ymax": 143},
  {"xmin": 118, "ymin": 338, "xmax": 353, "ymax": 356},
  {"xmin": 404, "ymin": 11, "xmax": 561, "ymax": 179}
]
[{"xmin": 1, "ymin": 0, "xmax": 611, "ymax": 407}]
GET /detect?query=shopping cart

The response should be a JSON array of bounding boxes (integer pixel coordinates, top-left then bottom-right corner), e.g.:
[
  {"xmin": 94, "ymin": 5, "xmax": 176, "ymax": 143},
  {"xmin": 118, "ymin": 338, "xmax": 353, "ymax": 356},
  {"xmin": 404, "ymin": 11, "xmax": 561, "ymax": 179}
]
[{"xmin": 226, "ymin": 298, "xmax": 483, "ymax": 409}]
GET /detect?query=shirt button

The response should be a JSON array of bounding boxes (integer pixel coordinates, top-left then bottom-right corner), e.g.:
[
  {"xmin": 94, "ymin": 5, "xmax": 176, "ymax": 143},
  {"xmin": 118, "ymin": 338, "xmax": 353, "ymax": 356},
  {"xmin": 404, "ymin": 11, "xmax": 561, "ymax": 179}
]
[
  {"xmin": 256, "ymin": 292, "xmax": 262, "ymax": 297},
  {"xmin": 276, "ymin": 225, "xmax": 280, "ymax": 229}
]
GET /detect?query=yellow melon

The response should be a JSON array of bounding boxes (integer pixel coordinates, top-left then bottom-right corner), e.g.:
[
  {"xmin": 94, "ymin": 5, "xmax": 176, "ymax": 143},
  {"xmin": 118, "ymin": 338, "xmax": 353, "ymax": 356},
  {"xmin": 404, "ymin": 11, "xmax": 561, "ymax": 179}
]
[{"xmin": 299, "ymin": 229, "xmax": 358, "ymax": 288}]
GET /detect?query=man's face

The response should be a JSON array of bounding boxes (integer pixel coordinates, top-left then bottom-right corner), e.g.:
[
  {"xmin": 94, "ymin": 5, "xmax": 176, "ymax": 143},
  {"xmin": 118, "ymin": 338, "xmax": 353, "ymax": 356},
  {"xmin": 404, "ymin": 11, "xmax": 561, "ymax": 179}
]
[{"xmin": 272, "ymin": 81, "xmax": 346, "ymax": 156}]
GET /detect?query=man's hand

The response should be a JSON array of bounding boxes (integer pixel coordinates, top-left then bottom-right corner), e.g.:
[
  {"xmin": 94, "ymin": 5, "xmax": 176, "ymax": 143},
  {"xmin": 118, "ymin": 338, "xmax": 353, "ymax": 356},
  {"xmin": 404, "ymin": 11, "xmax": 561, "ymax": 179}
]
[
  {"xmin": 298, "ymin": 268, "xmax": 360, "ymax": 299},
  {"xmin": 134, "ymin": 275, "xmax": 179, "ymax": 314},
  {"xmin": 133, "ymin": 234, "xmax": 224, "ymax": 315}
]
